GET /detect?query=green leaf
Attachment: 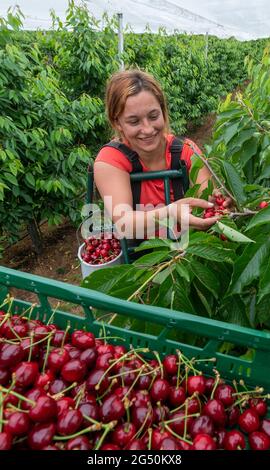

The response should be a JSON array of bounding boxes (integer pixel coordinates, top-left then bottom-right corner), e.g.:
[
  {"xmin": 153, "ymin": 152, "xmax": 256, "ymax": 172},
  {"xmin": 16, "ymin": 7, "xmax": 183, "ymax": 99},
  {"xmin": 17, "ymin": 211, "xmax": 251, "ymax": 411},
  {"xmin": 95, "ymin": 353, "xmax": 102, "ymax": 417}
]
[
  {"xmin": 222, "ymin": 161, "xmax": 246, "ymax": 205},
  {"xmin": 228, "ymin": 236, "xmax": 270, "ymax": 295},
  {"xmin": 193, "ymin": 281, "xmax": 213, "ymax": 317},
  {"xmin": 134, "ymin": 239, "xmax": 171, "ymax": 251},
  {"xmin": 216, "ymin": 222, "xmax": 254, "ymax": 243},
  {"xmin": 175, "ymin": 262, "xmax": 190, "ymax": 283},
  {"xmin": 133, "ymin": 251, "xmax": 169, "ymax": 267},
  {"xmin": 246, "ymin": 205, "xmax": 270, "ymax": 231},
  {"xmin": 222, "ymin": 122, "xmax": 239, "ymax": 144},
  {"xmin": 256, "ymin": 295, "xmax": 270, "ymax": 325},
  {"xmin": 25, "ymin": 173, "xmax": 35, "ymax": 188},
  {"xmin": 81, "ymin": 265, "xmax": 133, "ymax": 293},
  {"xmin": 220, "ymin": 295, "xmax": 251, "ymax": 327},
  {"xmin": 4, "ymin": 172, "xmax": 18, "ymax": 186},
  {"xmin": 258, "ymin": 257, "xmax": 270, "ymax": 302},
  {"xmin": 233, "ymin": 137, "xmax": 258, "ymax": 167},
  {"xmin": 152, "ymin": 266, "xmax": 173, "ymax": 284},
  {"xmin": 173, "ymin": 279, "xmax": 196, "ymax": 315},
  {"xmin": 190, "ymin": 258, "xmax": 220, "ymax": 299},
  {"xmin": 186, "ymin": 244, "xmax": 234, "ymax": 263}
]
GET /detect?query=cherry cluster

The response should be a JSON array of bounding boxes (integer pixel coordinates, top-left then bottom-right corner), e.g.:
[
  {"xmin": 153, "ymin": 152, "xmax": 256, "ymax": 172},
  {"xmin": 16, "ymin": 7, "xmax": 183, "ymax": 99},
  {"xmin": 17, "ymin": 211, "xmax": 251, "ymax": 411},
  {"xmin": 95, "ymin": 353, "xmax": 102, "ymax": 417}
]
[
  {"xmin": 203, "ymin": 195, "xmax": 227, "ymax": 220},
  {"xmin": 0, "ymin": 310, "xmax": 269, "ymax": 450},
  {"xmin": 81, "ymin": 233, "xmax": 121, "ymax": 265}
]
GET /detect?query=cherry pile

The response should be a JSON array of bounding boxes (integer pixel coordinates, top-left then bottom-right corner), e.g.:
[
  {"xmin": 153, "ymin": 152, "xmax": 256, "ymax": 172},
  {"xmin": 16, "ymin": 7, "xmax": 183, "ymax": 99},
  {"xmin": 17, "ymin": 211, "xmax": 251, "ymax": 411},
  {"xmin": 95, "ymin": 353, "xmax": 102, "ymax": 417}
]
[
  {"xmin": 203, "ymin": 194, "xmax": 227, "ymax": 220},
  {"xmin": 81, "ymin": 233, "xmax": 121, "ymax": 265},
  {"xmin": 0, "ymin": 307, "xmax": 269, "ymax": 451}
]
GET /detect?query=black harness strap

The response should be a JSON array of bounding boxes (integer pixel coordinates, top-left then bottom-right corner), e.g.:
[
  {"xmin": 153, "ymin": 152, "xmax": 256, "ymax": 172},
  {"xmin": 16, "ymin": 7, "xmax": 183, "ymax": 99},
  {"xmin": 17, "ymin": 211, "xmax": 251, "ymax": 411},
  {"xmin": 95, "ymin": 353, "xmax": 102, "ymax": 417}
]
[
  {"xmin": 102, "ymin": 137, "xmax": 187, "ymax": 209},
  {"xmin": 170, "ymin": 137, "xmax": 185, "ymax": 200},
  {"xmin": 101, "ymin": 141, "xmax": 142, "ymax": 210}
]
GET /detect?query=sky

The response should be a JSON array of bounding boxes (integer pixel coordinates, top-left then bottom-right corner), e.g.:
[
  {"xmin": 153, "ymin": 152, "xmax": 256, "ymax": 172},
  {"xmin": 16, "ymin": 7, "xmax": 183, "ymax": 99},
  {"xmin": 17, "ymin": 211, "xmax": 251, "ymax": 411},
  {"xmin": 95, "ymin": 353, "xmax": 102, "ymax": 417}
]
[{"xmin": 0, "ymin": 0, "xmax": 269, "ymax": 40}]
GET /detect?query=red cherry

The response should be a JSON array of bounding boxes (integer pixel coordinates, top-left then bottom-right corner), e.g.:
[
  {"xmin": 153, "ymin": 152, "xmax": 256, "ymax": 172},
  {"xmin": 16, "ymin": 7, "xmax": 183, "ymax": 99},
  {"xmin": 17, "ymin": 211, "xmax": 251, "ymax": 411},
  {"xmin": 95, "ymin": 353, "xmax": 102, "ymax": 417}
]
[
  {"xmin": 13, "ymin": 361, "xmax": 39, "ymax": 388},
  {"xmin": 160, "ymin": 437, "xmax": 180, "ymax": 450},
  {"xmin": 28, "ymin": 422, "xmax": 56, "ymax": 450},
  {"xmin": 125, "ymin": 439, "xmax": 146, "ymax": 450},
  {"xmin": 190, "ymin": 415, "xmax": 214, "ymax": 438},
  {"xmin": 192, "ymin": 433, "xmax": 216, "ymax": 450},
  {"xmin": 101, "ymin": 443, "xmax": 121, "ymax": 450},
  {"xmin": 0, "ymin": 343, "xmax": 24, "ymax": 368},
  {"xmin": 66, "ymin": 436, "xmax": 92, "ymax": 450},
  {"xmin": 238, "ymin": 408, "xmax": 260, "ymax": 434},
  {"xmin": 100, "ymin": 394, "xmax": 125, "ymax": 423},
  {"xmin": 187, "ymin": 375, "xmax": 206, "ymax": 395},
  {"xmin": 29, "ymin": 396, "xmax": 57, "ymax": 423},
  {"xmin": 56, "ymin": 397, "xmax": 76, "ymax": 417},
  {"xmin": 168, "ymin": 385, "xmax": 186, "ymax": 407},
  {"xmin": 249, "ymin": 431, "xmax": 270, "ymax": 450},
  {"xmin": 214, "ymin": 384, "xmax": 235, "ymax": 407},
  {"xmin": 261, "ymin": 418, "xmax": 270, "ymax": 437},
  {"xmin": 203, "ymin": 399, "xmax": 226, "ymax": 426},
  {"xmin": 5, "ymin": 412, "xmax": 30, "ymax": 436},
  {"xmin": 150, "ymin": 428, "xmax": 172, "ymax": 450},
  {"xmin": 61, "ymin": 359, "xmax": 86, "ymax": 383},
  {"xmin": 71, "ymin": 330, "xmax": 96, "ymax": 350},
  {"xmin": 249, "ymin": 398, "xmax": 268, "ymax": 417},
  {"xmin": 259, "ymin": 201, "xmax": 268, "ymax": 209},
  {"xmin": 48, "ymin": 348, "xmax": 70, "ymax": 372},
  {"xmin": 150, "ymin": 378, "xmax": 170, "ymax": 402},
  {"xmin": 224, "ymin": 430, "xmax": 246, "ymax": 450},
  {"xmin": 56, "ymin": 409, "xmax": 83, "ymax": 436},
  {"xmin": 0, "ymin": 431, "xmax": 12, "ymax": 450},
  {"xmin": 112, "ymin": 422, "xmax": 136, "ymax": 448},
  {"xmin": 162, "ymin": 354, "xmax": 178, "ymax": 375}
]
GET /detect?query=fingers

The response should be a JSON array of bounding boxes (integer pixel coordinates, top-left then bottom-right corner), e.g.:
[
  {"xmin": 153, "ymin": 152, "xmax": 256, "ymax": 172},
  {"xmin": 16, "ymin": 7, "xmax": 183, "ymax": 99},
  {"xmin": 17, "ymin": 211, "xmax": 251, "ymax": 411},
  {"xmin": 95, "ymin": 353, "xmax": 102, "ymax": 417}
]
[
  {"xmin": 222, "ymin": 197, "xmax": 233, "ymax": 208},
  {"xmin": 189, "ymin": 214, "xmax": 219, "ymax": 230},
  {"xmin": 183, "ymin": 198, "xmax": 215, "ymax": 209}
]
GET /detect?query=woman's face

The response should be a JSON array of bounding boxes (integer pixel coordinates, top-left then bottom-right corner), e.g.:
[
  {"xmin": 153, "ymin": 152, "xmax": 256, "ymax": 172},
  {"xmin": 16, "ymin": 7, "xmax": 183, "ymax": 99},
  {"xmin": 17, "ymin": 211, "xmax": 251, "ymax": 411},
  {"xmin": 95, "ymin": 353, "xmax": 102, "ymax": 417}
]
[{"xmin": 115, "ymin": 90, "xmax": 166, "ymax": 155}]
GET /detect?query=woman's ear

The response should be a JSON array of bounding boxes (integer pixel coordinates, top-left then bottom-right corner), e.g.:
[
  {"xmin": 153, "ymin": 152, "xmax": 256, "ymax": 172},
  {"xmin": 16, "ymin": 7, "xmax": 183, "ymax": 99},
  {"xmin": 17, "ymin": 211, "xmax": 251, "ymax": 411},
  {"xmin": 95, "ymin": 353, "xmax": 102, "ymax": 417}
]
[{"xmin": 114, "ymin": 118, "xmax": 122, "ymax": 134}]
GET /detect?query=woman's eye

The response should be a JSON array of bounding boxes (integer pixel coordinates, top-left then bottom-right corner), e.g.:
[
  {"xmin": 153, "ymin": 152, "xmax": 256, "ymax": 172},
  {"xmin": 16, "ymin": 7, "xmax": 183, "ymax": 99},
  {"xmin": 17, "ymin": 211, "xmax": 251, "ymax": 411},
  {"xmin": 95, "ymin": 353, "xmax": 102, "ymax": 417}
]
[{"xmin": 149, "ymin": 113, "xmax": 159, "ymax": 120}]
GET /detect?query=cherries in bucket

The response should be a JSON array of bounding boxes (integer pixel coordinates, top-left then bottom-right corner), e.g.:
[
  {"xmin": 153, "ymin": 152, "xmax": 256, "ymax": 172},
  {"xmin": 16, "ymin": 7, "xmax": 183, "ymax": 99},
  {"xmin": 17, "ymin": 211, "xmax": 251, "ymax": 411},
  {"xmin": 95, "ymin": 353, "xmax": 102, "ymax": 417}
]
[{"xmin": 81, "ymin": 233, "xmax": 121, "ymax": 266}]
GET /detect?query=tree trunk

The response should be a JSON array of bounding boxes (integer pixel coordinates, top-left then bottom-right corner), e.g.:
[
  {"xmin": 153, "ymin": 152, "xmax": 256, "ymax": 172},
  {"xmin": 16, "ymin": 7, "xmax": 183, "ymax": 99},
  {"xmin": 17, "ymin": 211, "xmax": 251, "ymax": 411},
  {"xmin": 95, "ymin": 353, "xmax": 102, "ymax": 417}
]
[{"xmin": 27, "ymin": 219, "xmax": 43, "ymax": 254}]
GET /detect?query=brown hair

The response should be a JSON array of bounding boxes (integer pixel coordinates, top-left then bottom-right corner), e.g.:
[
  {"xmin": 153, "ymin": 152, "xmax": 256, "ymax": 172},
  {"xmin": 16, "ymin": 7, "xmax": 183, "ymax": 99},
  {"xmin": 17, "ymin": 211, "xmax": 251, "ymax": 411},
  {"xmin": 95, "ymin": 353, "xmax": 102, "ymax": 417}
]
[{"xmin": 105, "ymin": 69, "xmax": 170, "ymax": 136}]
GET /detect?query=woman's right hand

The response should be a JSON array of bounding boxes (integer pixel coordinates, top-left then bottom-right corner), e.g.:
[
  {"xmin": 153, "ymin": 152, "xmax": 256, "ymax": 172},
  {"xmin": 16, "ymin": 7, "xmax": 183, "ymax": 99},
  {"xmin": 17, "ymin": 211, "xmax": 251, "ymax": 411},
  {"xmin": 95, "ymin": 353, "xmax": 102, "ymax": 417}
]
[{"xmin": 172, "ymin": 198, "xmax": 220, "ymax": 231}]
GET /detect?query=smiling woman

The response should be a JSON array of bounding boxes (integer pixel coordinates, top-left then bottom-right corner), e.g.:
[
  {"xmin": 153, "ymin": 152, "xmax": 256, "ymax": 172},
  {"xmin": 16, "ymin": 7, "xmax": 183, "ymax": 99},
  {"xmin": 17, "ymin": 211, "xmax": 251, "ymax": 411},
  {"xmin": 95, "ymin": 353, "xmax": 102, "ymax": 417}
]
[{"xmin": 94, "ymin": 69, "xmax": 229, "ymax": 240}]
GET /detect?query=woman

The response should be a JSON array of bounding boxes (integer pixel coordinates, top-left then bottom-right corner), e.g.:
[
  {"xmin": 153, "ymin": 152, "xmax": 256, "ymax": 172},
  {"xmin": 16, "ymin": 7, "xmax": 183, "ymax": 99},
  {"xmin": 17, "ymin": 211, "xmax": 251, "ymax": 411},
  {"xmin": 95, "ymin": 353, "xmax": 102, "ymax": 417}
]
[{"xmin": 94, "ymin": 69, "xmax": 226, "ymax": 240}]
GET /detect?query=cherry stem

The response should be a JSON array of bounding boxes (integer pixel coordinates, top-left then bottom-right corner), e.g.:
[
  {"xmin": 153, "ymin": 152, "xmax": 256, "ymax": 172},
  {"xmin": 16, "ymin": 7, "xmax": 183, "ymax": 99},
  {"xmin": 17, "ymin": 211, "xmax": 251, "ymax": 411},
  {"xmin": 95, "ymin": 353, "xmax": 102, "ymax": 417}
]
[
  {"xmin": 153, "ymin": 351, "xmax": 163, "ymax": 379},
  {"xmin": 232, "ymin": 387, "xmax": 264, "ymax": 397},
  {"xmin": 164, "ymin": 423, "xmax": 193, "ymax": 445},
  {"xmin": 164, "ymin": 412, "xmax": 200, "ymax": 425},
  {"xmin": 122, "ymin": 367, "xmax": 145, "ymax": 402},
  {"xmin": 51, "ymin": 382, "xmax": 78, "ymax": 400},
  {"xmin": 0, "ymin": 386, "xmax": 35, "ymax": 406},
  {"xmin": 27, "ymin": 331, "xmax": 34, "ymax": 363},
  {"xmin": 148, "ymin": 428, "xmax": 152, "ymax": 450},
  {"xmin": 133, "ymin": 409, "xmax": 151, "ymax": 441},
  {"xmin": 95, "ymin": 348, "xmax": 149, "ymax": 391},
  {"xmin": 95, "ymin": 421, "xmax": 117, "ymax": 450},
  {"xmin": 42, "ymin": 333, "xmax": 53, "ymax": 373},
  {"xmin": 60, "ymin": 322, "xmax": 71, "ymax": 350},
  {"xmin": 210, "ymin": 369, "xmax": 221, "ymax": 400},
  {"xmin": 176, "ymin": 350, "xmax": 182, "ymax": 389}
]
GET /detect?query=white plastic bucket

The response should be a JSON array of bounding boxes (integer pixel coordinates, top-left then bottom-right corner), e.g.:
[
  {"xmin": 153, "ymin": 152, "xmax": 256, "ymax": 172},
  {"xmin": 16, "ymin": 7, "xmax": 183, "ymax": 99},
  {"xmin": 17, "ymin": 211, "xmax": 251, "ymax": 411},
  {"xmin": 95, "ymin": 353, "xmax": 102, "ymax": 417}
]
[{"xmin": 78, "ymin": 243, "xmax": 123, "ymax": 279}]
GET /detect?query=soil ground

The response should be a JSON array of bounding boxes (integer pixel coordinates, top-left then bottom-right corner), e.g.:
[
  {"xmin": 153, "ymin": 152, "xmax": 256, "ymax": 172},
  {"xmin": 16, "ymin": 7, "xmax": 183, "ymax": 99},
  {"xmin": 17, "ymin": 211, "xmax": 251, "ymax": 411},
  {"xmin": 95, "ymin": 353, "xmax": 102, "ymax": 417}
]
[{"xmin": 1, "ymin": 113, "xmax": 216, "ymax": 303}]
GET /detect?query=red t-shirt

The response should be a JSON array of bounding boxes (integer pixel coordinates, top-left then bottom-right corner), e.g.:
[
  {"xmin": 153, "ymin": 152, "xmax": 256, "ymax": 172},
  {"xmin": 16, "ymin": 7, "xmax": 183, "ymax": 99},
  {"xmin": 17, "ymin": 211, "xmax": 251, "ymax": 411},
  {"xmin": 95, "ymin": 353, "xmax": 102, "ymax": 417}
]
[{"xmin": 95, "ymin": 134, "xmax": 201, "ymax": 207}]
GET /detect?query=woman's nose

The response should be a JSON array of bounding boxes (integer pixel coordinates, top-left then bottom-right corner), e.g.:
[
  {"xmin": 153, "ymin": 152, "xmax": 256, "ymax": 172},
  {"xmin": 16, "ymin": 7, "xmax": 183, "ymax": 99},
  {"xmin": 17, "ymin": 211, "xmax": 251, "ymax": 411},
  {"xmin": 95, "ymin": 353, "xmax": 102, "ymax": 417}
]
[{"xmin": 141, "ymin": 119, "xmax": 153, "ymax": 133}]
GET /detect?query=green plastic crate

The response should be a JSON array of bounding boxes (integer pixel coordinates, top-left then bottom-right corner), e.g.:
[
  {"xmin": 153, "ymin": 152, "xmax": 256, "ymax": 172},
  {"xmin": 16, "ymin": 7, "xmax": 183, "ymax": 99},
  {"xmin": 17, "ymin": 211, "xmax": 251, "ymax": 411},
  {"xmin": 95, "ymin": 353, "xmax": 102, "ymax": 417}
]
[{"xmin": 1, "ymin": 266, "xmax": 270, "ymax": 392}]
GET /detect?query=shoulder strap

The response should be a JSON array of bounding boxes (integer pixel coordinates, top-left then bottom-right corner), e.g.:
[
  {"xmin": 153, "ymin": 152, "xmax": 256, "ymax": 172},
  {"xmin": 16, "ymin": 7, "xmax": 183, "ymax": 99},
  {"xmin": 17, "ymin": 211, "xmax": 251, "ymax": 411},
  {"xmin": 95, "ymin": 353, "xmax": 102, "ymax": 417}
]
[
  {"xmin": 169, "ymin": 137, "xmax": 186, "ymax": 200},
  {"xmin": 102, "ymin": 141, "xmax": 143, "ymax": 209}
]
